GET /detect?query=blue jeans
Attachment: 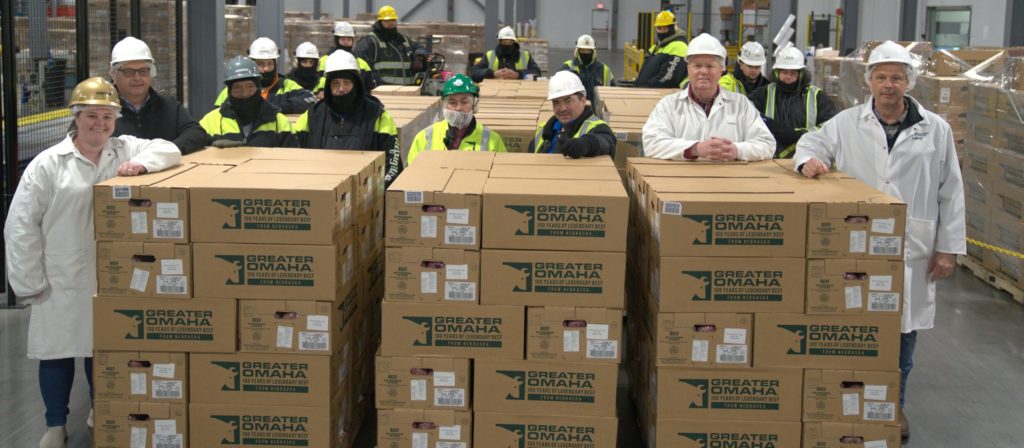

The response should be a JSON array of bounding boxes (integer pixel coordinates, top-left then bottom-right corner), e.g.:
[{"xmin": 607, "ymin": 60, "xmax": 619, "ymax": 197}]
[
  {"xmin": 39, "ymin": 358, "xmax": 93, "ymax": 427},
  {"xmin": 899, "ymin": 331, "xmax": 917, "ymax": 408}
]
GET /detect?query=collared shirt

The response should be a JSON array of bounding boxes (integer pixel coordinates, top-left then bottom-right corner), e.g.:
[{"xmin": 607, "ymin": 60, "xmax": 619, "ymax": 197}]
[
  {"xmin": 874, "ymin": 97, "xmax": 909, "ymax": 141},
  {"xmin": 688, "ymin": 85, "xmax": 720, "ymax": 117},
  {"xmin": 121, "ymin": 93, "xmax": 151, "ymax": 113}
]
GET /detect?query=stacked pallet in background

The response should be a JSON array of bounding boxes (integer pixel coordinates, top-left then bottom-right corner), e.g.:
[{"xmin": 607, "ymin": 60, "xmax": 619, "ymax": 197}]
[
  {"xmin": 594, "ymin": 86, "xmax": 675, "ymax": 176},
  {"xmin": 811, "ymin": 49, "xmax": 843, "ymax": 108},
  {"xmin": 624, "ymin": 159, "xmax": 906, "ymax": 447},
  {"xmin": 518, "ymin": 38, "xmax": 549, "ymax": 74},
  {"xmin": 92, "ymin": 147, "xmax": 387, "ymax": 448},
  {"xmin": 378, "ymin": 151, "xmax": 628, "ymax": 448},
  {"xmin": 475, "ymin": 80, "xmax": 551, "ymax": 153},
  {"xmin": 812, "ymin": 41, "xmax": 932, "ymax": 110},
  {"xmin": 225, "ymin": 5, "xmax": 256, "ymax": 60}
]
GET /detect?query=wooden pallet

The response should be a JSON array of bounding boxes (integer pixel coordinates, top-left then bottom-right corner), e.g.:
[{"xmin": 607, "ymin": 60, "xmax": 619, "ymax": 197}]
[{"xmin": 957, "ymin": 255, "xmax": 1024, "ymax": 304}]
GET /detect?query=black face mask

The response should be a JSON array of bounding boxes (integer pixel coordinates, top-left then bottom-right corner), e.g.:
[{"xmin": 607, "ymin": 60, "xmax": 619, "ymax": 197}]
[
  {"xmin": 292, "ymin": 64, "xmax": 319, "ymax": 86},
  {"xmin": 498, "ymin": 44, "xmax": 517, "ymax": 57},
  {"xmin": 375, "ymin": 21, "xmax": 400, "ymax": 41},
  {"xmin": 325, "ymin": 72, "xmax": 364, "ymax": 114},
  {"xmin": 260, "ymin": 70, "xmax": 277, "ymax": 87},
  {"xmin": 230, "ymin": 92, "xmax": 263, "ymax": 124},
  {"xmin": 578, "ymin": 52, "xmax": 594, "ymax": 65},
  {"xmin": 657, "ymin": 31, "xmax": 674, "ymax": 42}
]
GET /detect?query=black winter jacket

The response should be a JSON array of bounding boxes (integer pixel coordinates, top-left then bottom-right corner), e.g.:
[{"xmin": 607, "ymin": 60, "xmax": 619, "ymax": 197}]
[{"xmin": 114, "ymin": 88, "xmax": 210, "ymax": 154}]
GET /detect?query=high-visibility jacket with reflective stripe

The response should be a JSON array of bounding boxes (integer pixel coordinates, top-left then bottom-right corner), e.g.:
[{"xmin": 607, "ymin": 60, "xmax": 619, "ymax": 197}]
[
  {"xmin": 486, "ymin": 50, "xmax": 531, "ymax": 71},
  {"xmin": 199, "ymin": 106, "xmax": 295, "ymax": 148},
  {"xmin": 532, "ymin": 115, "xmax": 606, "ymax": 153},
  {"xmin": 407, "ymin": 120, "xmax": 507, "ymax": 165},
  {"xmin": 563, "ymin": 59, "xmax": 614, "ymax": 86},
  {"xmin": 765, "ymin": 83, "xmax": 822, "ymax": 158},
  {"xmin": 214, "ymin": 76, "xmax": 315, "ymax": 114},
  {"xmin": 364, "ymin": 32, "xmax": 416, "ymax": 85}
]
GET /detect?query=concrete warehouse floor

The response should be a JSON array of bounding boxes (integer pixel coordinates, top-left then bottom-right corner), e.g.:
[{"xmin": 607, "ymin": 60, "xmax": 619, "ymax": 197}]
[{"xmin": 1, "ymin": 264, "xmax": 1022, "ymax": 447}]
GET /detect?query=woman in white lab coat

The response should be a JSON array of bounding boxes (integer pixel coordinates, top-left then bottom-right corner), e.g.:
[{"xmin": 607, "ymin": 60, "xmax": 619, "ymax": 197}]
[
  {"xmin": 793, "ymin": 41, "xmax": 965, "ymax": 442},
  {"xmin": 4, "ymin": 77, "xmax": 181, "ymax": 447}
]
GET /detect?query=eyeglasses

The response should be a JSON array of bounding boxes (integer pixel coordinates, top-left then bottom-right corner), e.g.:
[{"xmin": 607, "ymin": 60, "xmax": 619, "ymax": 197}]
[{"xmin": 118, "ymin": 68, "xmax": 151, "ymax": 78}]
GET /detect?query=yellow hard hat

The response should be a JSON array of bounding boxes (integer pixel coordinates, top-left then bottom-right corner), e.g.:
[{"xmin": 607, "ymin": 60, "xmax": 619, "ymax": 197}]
[
  {"xmin": 378, "ymin": 5, "xmax": 398, "ymax": 21},
  {"xmin": 70, "ymin": 77, "xmax": 121, "ymax": 108},
  {"xmin": 655, "ymin": 10, "xmax": 675, "ymax": 27}
]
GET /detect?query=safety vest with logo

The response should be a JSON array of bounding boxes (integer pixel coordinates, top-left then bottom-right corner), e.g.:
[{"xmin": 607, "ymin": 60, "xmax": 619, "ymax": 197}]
[
  {"xmin": 407, "ymin": 120, "xmax": 507, "ymax": 165},
  {"xmin": 765, "ymin": 83, "xmax": 822, "ymax": 158},
  {"xmin": 367, "ymin": 33, "xmax": 417, "ymax": 85},
  {"xmin": 532, "ymin": 115, "xmax": 607, "ymax": 153},
  {"xmin": 485, "ymin": 50, "xmax": 531, "ymax": 72}
]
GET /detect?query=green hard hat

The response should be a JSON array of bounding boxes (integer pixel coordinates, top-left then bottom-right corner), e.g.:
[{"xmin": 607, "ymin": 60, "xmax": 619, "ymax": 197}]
[
  {"xmin": 441, "ymin": 74, "xmax": 478, "ymax": 97},
  {"xmin": 224, "ymin": 55, "xmax": 261, "ymax": 85}
]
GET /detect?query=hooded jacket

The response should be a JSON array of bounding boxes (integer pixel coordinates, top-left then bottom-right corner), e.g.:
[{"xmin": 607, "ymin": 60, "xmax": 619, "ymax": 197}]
[
  {"xmin": 469, "ymin": 42, "xmax": 542, "ymax": 83},
  {"xmin": 636, "ymin": 31, "xmax": 688, "ymax": 88},
  {"xmin": 748, "ymin": 68, "xmax": 838, "ymax": 157},
  {"xmin": 354, "ymin": 20, "xmax": 429, "ymax": 86},
  {"xmin": 114, "ymin": 87, "xmax": 210, "ymax": 154},
  {"xmin": 199, "ymin": 97, "xmax": 296, "ymax": 147},
  {"xmin": 213, "ymin": 73, "xmax": 316, "ymax": 114}
]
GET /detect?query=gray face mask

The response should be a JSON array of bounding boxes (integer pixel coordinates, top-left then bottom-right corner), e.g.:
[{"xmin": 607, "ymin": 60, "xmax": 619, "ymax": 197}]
[{"xmin": 443, "ymin": 109, "xmax": 474, "ymax": 129}]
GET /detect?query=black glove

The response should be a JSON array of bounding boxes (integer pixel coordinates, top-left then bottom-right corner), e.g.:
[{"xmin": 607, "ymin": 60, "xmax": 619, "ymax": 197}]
[
  {"xmin": 211, "ymin": 139, "xmax": 244, "ymax": 148},
  {"xmin": 560, "ymin": 137, "xmax": 593, "ymax": 159}
]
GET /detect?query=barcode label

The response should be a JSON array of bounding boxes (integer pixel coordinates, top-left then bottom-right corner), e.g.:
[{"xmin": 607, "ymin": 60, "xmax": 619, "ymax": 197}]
[
  {"xmin": 436, "ymin": 442, "xmax": 467, "ymax": 448},
  {"xmin": 445, "ymin": 226, "xmax": 476, "ymax": 245},
  {"xmin": 662, "ymin": 202, "xmax": 682, "ymax": 215},
  {"xmin": 869, "ymin": 236, "xmax": 902, "ymax": 256},
  {"xmin": 864, "ymin": 402, "xmax": 897, "ymax": 421},
  {"xmin": 156, "ymin": 275, "xmax": 187, "ymax": 295},
  {"xmin": 716, "ymin": 344, "xmax": 748, "ymax": 364},
  {"xmin": 131, "ymin": 211, "xmax": 148, "ymax": 234},
  {"xmin": 587, "ymin": 340, "xmax": 618, "ymax": 359},
  {"xmin": 444, "ymin": 281, "xmax": 476, "ymax": 301},
  {"xmin": 864, "ymin": 440, "xmax": 888, "ymax": 448},
  {"xmin": 868, "ymin": 292, "xmax": 900, "ymax": 311},
  {"xmin": 152, "ymin": 380, "xmax": 183, "ymax": 399},
  {"xmin": 434, "ymin": 388, "xmax": 466, "ymax": 407},
  {"xmin": 405, "ymin": 191, "xmax": 423, "ymax": 203},
  {"xmin": 299, "ymin": 332, "xmax": 330, "ymax": 351},
  {"xmin": 153, "ymin": 434, "xmax": 183, "ymax": 448},
  {"xmin": 153, "ymin": 220, "xmax": 184, "ymax": 239},
  {"xmin": 113, "ymin": 185, "xmax": 131, "ymax": 199}
]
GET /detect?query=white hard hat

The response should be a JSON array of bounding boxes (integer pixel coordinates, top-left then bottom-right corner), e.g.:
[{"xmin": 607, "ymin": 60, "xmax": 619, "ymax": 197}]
[
  {"xmin": 738, "ymin": 41, "xmax": 766, "ymax": 66},
  {"xmin": 576, "ymin": 34, "xmax": 596, "ymax": 50},
  {"xmin": 324, "ymin": 49, "xmax": 359, "ymax": 74},
  {"xmin": 334, "ymin": 21, "xmax": 355, "ymax": 38},
  {"xmin": 773, "ymin": 45, "xmax": 805, "ymax": 70},
  {"xmin": 110, "ymin": 36, "xmax": 154, "ymax": 65},
  {"xmin": 295, "ymin": 42, "xmax": 319, "ymax": 59},
  {"xmin": 864, "ymin": 40, "xmax": 918, "ymax": 90},
  {"xmin": 498, "ymin": 26, "xmax": 517, "ymax": 41},
  {"xmin": 249, "ymin": 37, "xmax": 280, "ymax": 60},
  {"xmin": 685, "ymin": 33, "xmax": 727, "ymax": 62},
  {"xmin": 547, "ymin": 70, "xmax": 586, "ymax": 100}
]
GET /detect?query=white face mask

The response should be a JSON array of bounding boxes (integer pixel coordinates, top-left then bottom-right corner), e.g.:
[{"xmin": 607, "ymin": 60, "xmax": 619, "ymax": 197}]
[{"xmin": 444, "ymin": 109, "xmax": 474, "ymax": 129}]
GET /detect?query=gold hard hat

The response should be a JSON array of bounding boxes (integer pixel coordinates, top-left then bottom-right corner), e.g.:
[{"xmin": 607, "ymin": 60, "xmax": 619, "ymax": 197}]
[{"xmin": 70, "ymin": 77, "xmax": 121, "ymax": 108}]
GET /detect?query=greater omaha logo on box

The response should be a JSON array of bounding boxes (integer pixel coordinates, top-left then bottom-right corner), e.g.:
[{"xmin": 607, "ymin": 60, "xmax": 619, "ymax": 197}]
[
  {"xmin": 678, "ymin": 431, "xmax": 781, "ymax": 448},
  {"xmin": 503, "ymin": 261, "xmax": 604, "ymax": 294},
  {"xmin": 777, "ymin": 324, "xmax": 881, "ymax": 357},
  {"xmin": 213, "ymin": 254, "xmax": 316, "ymax": 287},
  {"xmin": 505, "ymin": 205, "xmax": 607, "ymax": 237},
  {"xmin": 679, "ymin": 214, "xmax": 786, "ymax": 246},
  {"xmin": 678, "ymin": 378, "xmax": 781, "ymax": 410},
  {"xmin": 113, "ymin": 309, "xmax": 215, "ymax": 340},
  {"xmin": 496, "ymin": 423, "xmax": 598, "ymax": 448},
  {"xmin": 210, "ymin": 360, "xmax": 311, "ymax": 393},
  {"xmin": 211, "ymin": 198, "xmax": 313, "ymax": 231},
  {"xmin": 208, "ymin": 414, "xmax": 310, "ymax": 445},
  {"xmin": 402, "ymin": 316, "xmax": 504, "ymax": 348},
  {"xmin": 496, "ymin": 370, "xmax": 597, "ymax": 403},
  {"xmin": 680, "ymin": 270, "xmax": 785, "ymax": 302}
]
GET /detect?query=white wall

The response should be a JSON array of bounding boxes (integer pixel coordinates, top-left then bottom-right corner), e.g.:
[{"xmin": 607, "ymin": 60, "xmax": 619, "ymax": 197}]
[
  {"xmin": 284, "ymin": 0, "xmax": 492, "ymax": 23},
  {"xmin": 858, "ymin": 0, "xmax": 901, "ymax": 44},
  {"xmin": 916, "ymin": 0, "xmax": 1006, "ymax": 47}
]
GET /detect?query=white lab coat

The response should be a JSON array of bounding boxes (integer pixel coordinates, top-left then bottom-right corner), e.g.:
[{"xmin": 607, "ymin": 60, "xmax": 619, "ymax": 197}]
[
  {"xmin": 641, "ymin": 88, "xmax": 776, "ymax": 161},
  {"xmin": 4, "ymin": 133, "xmax": 181, "ymax": 360},
  {"xmin": 794, "ymin": 97, "xmax": 966, "ymax": 332}
]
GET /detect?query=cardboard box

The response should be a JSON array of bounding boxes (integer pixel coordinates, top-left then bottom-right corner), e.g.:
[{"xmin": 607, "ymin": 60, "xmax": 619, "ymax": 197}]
[
  {"xmin": 492, "ymin": 152, "xmax": 615, "ymax": 167},
  {"xmin": 994, "ymin": 147, "xmax": 1024, "ymax": 191},
  {"xmin": 802, "ymin": 422, "xmax": 901, "ymax": 448},
  {"xmin": 238, "ymin": 298, "xmax": 358, "ymax": 354},
  {"xmin": 650, "ymin": 257, "xmax": 806, "ymax": 313},
  {"xmin": 93, "ymin": 163, "xmax": 194, "ymax": 243},
  {"xmin": 804, "ymin": 369, "xmax": 901, "ymax": 424},
  {"xmin": 474, "ymin": 359, "xmax": 618, "ymax": 417},
  {"xmin": 226, "ymin": 156, "xmax": 378, "ymax": 215},
  {"xmin": 411, "ymin": 150, "xmax": 496, "ymax": 171},
  {"xmin": 655, "ymin": 419, "xmax": 802, "ymax": 448},
  {"xmin": 93, "ymin": 401, "xmax": 188, "ymax": 448},
  {"xmin": 806, "ymin": 259, "xmax": 905, "ymax": 314},
  {"xmin": 96, "ymin": 242, "xmax": 192, "ymax": 298},
  {"xmin": 754, "ymin": 314, "xmax": 901, "ymax": 370},
  {"xmin": 654, "ymin": 313, "xmax": 752, "ymax": 367},
  {"xmin": 93, "ymin": 296, "xmax": 236, "ymax": 353},
  {"xmin": 385, "ymin": 247, "xmax": 481, "ymax": 303},
  {"xmin": 655, "ymin": 367, "xmax": 802, "ymax": 421},
  {"xmin": 474, "ymin": 412, "xmax": 618, "ymax": 448},
  {"xmin": 481, "ymin": 250, "xmax": 625, "ymax": 308},
  {"xmin": 380, "ymin": 302, "xmax": 524, "ymax": 359},
  {"xmin": 193, "ymin": 241, "xmax": 352, "ymax": 301},
  {"xmin": 94, "ymin": 351, "xmax": 188, "ymax": 403},
  {"xmin": 377, "ymin": 409, "xmax": 473, "ymax": 448},
  {"xmin": 488, "ymin": 164, "xmax": 621, "ymax": 181},
  {"xmin": 482, "ymin": 178, "xmax": 628, "ymax": 252},
  {"xmin": 799, "ymin": 179, "xmax": 908, "ymax": 260},
  {"xmin": 526, "ymin": 307, "xmax": 622, "ymax": 362},
  {"xmin": 186, "ymin": 171, "xmax": 354, "ymax": 245},
  {"xmin": 190, "ymin": 403, "xmax": 337, "ymax": 448},
  {"xmin": 190, "ymin": 352, "xmax": 345, "ymax": 406},
  {"xmin": 386, "ymin": 167, "xmax": 487, "ymax": 249},
  {"xmin": 375, "ymin": 355, "xmax": 471, "ymax": 410}
]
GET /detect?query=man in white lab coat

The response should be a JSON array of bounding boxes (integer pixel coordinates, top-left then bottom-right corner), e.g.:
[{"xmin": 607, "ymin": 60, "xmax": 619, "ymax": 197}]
[
  {"xmin": 794, "ymin": 40, "xmax": 966, "ymax": 442},
  {"xmin": 642, "ymin": 33, "xmax": 775, "ymax": 161}
]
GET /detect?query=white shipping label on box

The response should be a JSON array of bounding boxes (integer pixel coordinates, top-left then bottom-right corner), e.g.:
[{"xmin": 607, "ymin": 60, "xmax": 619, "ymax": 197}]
[
  {"xmin": 871, "ymin": 218, "xmax": 896, "ymax": 234},
  {"xmin": 412, "ymin": 432, "xmax": 428, "ymax": 448},
  {"xmin": 152, "ymin": 363, "xmax": 175, "ymax": 379},
  {"xmin": 152, "ymin": 380, "xmax": 183, "ymax": 399},
  {"xmin": 161, "ymin": 259, "xmax": 184, "ymax": 275},
  {"xmin": 444, "ymin": 282, "xmax": 476, "ymax": 301},
  {"xmin": 156, "ymin": 203, "xmax": 179, "ymax": 219},
  {"xmin": 868, "ymin": 292, "xmax": 900, "ymax": 312},
  {"xmin": 299, "ymin": 332, "xmax": 330, "ymax": 351},
  {"xmin": 864, "ymin": 385, "xmax": 888, "ymax": 401},
  {"xmin": 434, "ymin": 388, "xmax": 466, "ymax": 407},
  {"xmin": 152, "ymin": 220, "xmax": 184, "ymax": 239},
  {"xmin": 586, "ymin": 324, "xmax": 610, "ymax": 340},
  {"xmin": 870, "ymin": 236, "xmax": 902, "ymax": 256},
  {"xmin": 154, "ymin": 419, "xmax": 176, "ymax": 435},
  {"xmin": 864, "ymin": 402, "xmax": 897, "ymax": 421},
  {"xmin": 410, "ymin": 379, "xmax": 427, "ymax": 401},
  {"xmin": 421, "ymin": 272, "xmax": 438, "ymax": 294},
  {"xmin": 716, "ymin": 344, "xmax": 748, "ymax": 364},
  {"xmin": 405, "ymin": 191, "xmax": 423, "ymax": 204},
  {"xmin": 131, "ymin": 211, "xmax": 148, "ymax": 234},
  {"xmin": 587, "ymin": 340, "xmax": 618, "ymax": 359},
  {"xmin": 130, "ymin": 268, "xmax": 150, "ymax": 292},
  {"xmin": 130, "ymin": 427, "xmax": 147, "ymax": 448},
  {"xmin": 447, "ymin": 208, "xmax": 470, "ymax": 225},
  {"xmin": 864, "ymin": 441, "xmax": 888, "ymax": 448},
  {"xmin": 421, "ymin": 216, "xmax": 438, "ymax": 238},
  {"xmin": 276, "ymin": 326, "xmax": 294, "ymax": 348},
  {"xmin": 444, "ymin": 226, "xmax": 476, "ymax": 245},
  {"xmin": 662, "ymin": 202, "xmax": 682, "ymax": 216},
  {"xmin": 869, "ymin": 275, "xmax": 893, "ymax": 291},
  {"xmin": 433, "ymin": 371, "xmax": 456, "ymax": 387},
  {"xmin": 692, "ymin": 340, "xmax": 709, "ymax": 362},
  {"xmin": 564, "ymin": 330, "xmax": 581, "ymax": 352},
  {"xmin": 445, "ymin": 264, "xmax": 469, "ymax": 280},
  {"xmin": 153, "ymin": 434, "xmax": 183, "ymax": 448},
  {"xmin": 306, "ymin": 315, "xmax": 330, "ymax": 331},
  {"xmin": 845, "ymin": 285, "xmax": 863, "ymax": 309},
  {"xmin": 842, "ymin": 393, "xmax": 860, "ymax": 416},
  {"xmin": 436, "ymin": 443, "xmax": 466, "ymax": 448},
  {"xmin": 113, "ymin": 185, "xmax": 131, "ymax": 199},
  {"xmin": 723, "ymin": 328, "xmax": 747, "ymax": 344},
  {"xmin": 156, "ymin": 275, "xmax": 187, "ymax": 295},
  {"xmin": 131, "ymin": 372, "xmax": 147, "ymax": 395},
  {"xmin": 439, "ymin": 425, "xmax": 461, "ymax": 441},
  {"xmin": 850, "ymin": 230, "xmax": 867, "ymax": 253},
  {"xmin": 940, "ymin": 87, "xmax": 951, "ymax": 103}
]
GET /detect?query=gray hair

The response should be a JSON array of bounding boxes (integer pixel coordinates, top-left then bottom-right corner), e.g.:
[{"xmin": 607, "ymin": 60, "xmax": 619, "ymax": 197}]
[{"xmin": 109, "ymin": 61, "xmax": 157, "ymax": 81}]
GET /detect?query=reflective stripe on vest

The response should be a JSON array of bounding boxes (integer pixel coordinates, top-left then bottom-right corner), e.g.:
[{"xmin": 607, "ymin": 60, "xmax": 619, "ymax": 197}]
[
  {"xmin": 533, "ymin": 115, "xmax": 606, "ymax": 153},
  {"xmin": 487, "ymin": 50, "xmax": 528, "ymax": 71},
  {"xmin": 369, "ymin": 33, "xmax": 413, "ymax": 85},
  {"xmin": 425, "ymin": 122, "xmax": 492, "ymax": 150},
  {"xmin": 567, "ymin": 60, "xmax": 611, "ymax": 85},
  {"xmin": 765, "ymin": 84, "xmax": 821, "ymax": 131}
]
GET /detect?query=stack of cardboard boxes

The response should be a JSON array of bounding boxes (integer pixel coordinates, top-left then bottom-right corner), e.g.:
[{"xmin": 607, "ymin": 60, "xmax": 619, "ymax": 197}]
[
  {"xmin": 624, "ymin": 159, "xmax": 906, "ymax": 447},
  {"xmin": 594, "ymin": 86, "xmax": 675, "ymax": 175},
  {"xmin": 378, "ymin": 151, "xmax": 628, "ymax": 448},
  {"xmin": 92, "ymin": 147, "xmax": 387, "ymax": 447},
  {"xmin": 474, "ymin": 95, "xmax": 548, "ymax": 153},
  {"xmin": 374, "ymin": 94, "xmax": 442, "ymax": 164}
]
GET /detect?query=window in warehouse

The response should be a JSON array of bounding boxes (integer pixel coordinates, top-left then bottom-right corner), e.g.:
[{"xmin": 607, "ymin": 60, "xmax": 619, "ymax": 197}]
[{"xmin": 926, "ymin": 7, "xmax": 971, "ymax": 51}]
